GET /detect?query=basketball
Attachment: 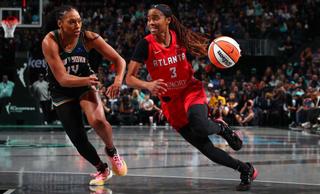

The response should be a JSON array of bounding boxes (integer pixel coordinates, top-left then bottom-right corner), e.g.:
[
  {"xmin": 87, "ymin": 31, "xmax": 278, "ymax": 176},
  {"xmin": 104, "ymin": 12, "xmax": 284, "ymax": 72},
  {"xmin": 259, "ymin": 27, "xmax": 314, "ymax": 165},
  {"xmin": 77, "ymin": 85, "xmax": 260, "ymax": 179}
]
[{"xmin": 208, "ymin": 36, "xmax": 241, "ymax": 69}]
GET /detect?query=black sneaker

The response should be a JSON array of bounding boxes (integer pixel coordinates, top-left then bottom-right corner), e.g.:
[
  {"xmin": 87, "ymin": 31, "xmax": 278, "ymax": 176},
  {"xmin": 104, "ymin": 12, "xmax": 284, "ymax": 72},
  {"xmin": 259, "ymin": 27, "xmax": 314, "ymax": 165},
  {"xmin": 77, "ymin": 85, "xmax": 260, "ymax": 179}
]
[
  {"xmin": 236, "ymin": 163, "xmax": 258, "ymax": 191},
  {"xmin": 216, "ymin": 119, "xmax": 243, "ymax": 151}
]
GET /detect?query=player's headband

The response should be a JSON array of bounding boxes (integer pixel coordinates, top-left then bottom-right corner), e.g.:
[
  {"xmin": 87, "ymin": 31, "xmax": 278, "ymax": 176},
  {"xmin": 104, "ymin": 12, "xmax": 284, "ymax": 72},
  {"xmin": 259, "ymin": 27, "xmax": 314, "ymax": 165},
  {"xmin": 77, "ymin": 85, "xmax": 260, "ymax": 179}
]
[{"xmin": 151, "ymin": 4, "xmax": 172, "ymax": 17}]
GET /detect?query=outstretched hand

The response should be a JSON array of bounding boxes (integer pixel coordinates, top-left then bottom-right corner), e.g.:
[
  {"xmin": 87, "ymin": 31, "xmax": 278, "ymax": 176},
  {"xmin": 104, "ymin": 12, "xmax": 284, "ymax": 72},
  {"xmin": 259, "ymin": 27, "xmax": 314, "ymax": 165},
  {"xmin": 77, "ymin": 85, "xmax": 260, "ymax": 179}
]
[
  {"xmin": 146, "ymin": 79, "xmax": 167, "ymax": 96},
  {"xmin": 105, "ymin": 82, "xmax": 121, "ymax": 99}
]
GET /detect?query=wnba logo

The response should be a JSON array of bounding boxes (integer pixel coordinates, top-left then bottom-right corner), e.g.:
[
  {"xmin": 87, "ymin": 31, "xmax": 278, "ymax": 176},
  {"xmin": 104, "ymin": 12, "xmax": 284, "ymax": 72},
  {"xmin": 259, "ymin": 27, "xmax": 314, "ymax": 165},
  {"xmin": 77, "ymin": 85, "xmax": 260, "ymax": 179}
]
[{"xmin": 217, "ymin": 50, "xmax": 233, "ymax": 67}]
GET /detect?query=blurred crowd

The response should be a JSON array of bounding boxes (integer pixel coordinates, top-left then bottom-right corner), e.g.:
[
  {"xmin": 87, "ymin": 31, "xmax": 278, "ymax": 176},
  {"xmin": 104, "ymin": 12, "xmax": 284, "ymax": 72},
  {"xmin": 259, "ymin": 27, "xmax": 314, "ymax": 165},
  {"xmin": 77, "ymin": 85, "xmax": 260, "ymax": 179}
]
[
  {"xmin": 0, "ymin": 0, "xmax": 319, "ymax": 130},
  {"xmin": 205, "ymin": 51, "xmax": 320, "ymax": 130},
  {"xmin": 3, "ymin": 0, "xmax": 319, "ymax": 55}
]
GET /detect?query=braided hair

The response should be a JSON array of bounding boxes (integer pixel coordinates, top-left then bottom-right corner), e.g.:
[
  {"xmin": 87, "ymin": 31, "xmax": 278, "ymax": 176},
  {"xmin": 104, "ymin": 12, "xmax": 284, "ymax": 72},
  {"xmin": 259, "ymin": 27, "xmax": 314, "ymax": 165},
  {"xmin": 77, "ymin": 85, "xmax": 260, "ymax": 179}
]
[
  {"xmin": 150, "ymin": 4, "xmax": 209, "ymax": 57},
  {"xmin": 44, "ymin": 5, "xmax": 76, "ymax": 34}
]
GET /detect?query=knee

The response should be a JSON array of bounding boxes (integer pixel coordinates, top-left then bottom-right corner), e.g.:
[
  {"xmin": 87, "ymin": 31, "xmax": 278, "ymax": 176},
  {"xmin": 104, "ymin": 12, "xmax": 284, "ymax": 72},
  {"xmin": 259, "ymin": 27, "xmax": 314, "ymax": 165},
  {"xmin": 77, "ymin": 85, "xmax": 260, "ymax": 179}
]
[
  {"xmin": 188, "ymin": 115, "xmax": 209, "ymax": 137},
  {"xmin": 249, "ymin": 112, "xmax": 255, "ymax": 119},
  {"xmin": 89, "ymin": 117, "xmax": 108, "ymax": 130}
]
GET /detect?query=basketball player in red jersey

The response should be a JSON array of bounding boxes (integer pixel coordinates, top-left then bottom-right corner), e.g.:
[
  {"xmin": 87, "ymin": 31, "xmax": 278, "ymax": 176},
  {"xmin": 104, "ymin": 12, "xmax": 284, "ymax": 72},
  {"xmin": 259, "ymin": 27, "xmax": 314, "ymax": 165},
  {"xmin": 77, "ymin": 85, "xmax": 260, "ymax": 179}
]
[{"xmin": 126, "ymin": 4, "xmax": 258, "ymax": 191}]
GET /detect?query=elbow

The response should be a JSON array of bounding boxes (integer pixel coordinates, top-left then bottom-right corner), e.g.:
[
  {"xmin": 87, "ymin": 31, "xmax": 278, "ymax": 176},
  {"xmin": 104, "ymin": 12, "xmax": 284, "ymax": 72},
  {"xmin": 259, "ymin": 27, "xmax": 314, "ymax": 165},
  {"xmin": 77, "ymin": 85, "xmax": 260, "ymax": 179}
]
[
  {"xmin": 58, "ymin": 79, "xmax": 68, "ymax": 87},
  {"xmin": 57, "ymin": 76, "xmax": 69, "ymax": 87},
  {"xmin": 115, "ymin": 57, "xmax": 126, "ymax": 70},
  {"xmin": 120, "ymin": 58, "xmax": 126, "ymax": 68}
]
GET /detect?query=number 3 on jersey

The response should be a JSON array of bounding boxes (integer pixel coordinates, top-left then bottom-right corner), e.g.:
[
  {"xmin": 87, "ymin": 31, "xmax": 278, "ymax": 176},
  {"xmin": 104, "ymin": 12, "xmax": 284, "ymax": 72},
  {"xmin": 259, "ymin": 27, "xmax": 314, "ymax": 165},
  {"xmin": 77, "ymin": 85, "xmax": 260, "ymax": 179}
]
[{"xmin": 169, "ymin": 67, "xmax": 177, "ymax": 78}]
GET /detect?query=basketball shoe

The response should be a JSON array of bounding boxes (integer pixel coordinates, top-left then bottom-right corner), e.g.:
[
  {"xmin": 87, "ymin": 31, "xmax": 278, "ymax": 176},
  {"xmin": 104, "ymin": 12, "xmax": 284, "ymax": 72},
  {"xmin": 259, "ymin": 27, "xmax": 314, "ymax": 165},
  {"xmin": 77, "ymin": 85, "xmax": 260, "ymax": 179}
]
[
  {"xmin": 108, "ymin": 154, "xmax": 127, "ymax": 176},
  {"xmin": 236, "ymin": 163, "xmax": 258, "ymax": 191},
  {"xmin": 215, "ymin": 118, "xmax": 243, "ymax": 151},
  {"xmin": 89, "ymin": 167, "xmax": 113, "ymax": 186}
]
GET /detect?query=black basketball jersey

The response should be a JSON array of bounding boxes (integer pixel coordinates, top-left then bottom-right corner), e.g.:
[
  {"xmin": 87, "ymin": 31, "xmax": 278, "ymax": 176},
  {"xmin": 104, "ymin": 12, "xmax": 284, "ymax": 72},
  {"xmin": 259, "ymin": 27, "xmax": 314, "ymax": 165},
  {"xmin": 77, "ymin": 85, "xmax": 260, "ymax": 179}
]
[{"xmin": 47, "ymin": 30, "xmax": 94, "ymax": 97}]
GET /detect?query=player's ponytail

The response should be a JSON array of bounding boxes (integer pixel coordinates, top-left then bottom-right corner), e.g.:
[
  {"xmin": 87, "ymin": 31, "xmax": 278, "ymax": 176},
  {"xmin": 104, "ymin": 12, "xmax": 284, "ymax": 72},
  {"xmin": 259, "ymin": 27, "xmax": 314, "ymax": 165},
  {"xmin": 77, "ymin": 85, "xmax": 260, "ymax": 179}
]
[
  {"xmin": 170, "ymin": 15, "xmax": 209, "ymax": 57},
  {"xmin": 44, "ymin": 5, "xmax": 76, "ymax": 34}
]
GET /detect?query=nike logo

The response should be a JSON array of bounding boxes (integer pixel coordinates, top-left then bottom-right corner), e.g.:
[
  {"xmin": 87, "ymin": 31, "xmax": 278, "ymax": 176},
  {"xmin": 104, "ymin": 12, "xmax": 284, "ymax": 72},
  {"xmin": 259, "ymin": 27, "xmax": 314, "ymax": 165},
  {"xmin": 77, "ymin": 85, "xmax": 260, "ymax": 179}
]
[{"xmin": 154, "ymin": 50, "xmax": 161, "ymax": 54}]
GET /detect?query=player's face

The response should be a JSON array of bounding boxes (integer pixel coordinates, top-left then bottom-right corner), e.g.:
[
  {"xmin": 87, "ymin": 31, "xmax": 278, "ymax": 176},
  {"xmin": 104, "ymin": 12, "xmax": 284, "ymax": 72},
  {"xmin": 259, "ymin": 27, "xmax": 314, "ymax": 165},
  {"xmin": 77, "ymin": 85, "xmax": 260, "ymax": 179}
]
[
  {"xmin": 58, "ymin": 9, "xmax": 82, "ymax": 37},
  {"xmin": 147, "ymin": 9, "xmax": 170, "ymax": 35}
]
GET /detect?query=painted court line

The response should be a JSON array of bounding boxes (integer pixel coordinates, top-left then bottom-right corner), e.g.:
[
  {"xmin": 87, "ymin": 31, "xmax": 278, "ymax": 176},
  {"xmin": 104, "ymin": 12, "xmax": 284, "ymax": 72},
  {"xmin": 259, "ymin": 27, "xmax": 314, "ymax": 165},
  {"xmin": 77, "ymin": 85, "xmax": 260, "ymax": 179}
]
[
  {"xmin": 3, "ymin": 189, "xmax": 15, "ymax": 194},
  {"xmin": 1, "ymin": 170, "xmax": 320, "ymax": 187}
]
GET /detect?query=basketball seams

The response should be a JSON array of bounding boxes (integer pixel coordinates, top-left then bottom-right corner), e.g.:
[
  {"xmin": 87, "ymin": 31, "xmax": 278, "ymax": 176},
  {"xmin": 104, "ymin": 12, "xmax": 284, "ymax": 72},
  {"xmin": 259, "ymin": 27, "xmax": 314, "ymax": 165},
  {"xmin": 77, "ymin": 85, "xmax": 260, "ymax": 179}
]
[
  {"xmin": 209, "ymin": 42, "xmax": 224, "ymax": 68},
  {"xmin": 214, "ymin": 36, "xmax": 241, "ymax": 52}
]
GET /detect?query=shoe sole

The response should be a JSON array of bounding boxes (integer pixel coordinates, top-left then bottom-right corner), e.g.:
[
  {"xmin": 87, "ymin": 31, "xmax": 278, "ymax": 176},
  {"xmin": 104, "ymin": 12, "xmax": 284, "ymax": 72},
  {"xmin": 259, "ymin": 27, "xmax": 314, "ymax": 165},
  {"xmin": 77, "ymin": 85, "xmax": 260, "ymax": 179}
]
[{"xmin": 89, "ymin": 170, "xmax": 113, "ymax": 186}]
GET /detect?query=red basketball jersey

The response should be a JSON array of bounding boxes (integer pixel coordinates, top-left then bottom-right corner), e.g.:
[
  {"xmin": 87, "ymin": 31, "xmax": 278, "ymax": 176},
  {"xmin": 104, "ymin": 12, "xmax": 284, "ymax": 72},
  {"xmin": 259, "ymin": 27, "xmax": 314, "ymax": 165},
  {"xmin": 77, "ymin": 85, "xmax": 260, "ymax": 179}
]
[{"xmin": 144, "ymin": 30, "xmax": 195, "ymax": 97}]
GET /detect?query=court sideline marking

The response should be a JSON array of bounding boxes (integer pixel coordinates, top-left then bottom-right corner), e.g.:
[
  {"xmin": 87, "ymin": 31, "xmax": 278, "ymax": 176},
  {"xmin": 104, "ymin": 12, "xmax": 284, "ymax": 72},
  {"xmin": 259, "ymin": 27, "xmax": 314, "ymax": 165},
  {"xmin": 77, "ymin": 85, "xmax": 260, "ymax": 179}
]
[
  {"xmin": 1, "ymin": 170, "xmax": 320, "ymax": 186},
  {"xmin": 3, "ymin": 189, "xmax": 15, "ymax": 194}
]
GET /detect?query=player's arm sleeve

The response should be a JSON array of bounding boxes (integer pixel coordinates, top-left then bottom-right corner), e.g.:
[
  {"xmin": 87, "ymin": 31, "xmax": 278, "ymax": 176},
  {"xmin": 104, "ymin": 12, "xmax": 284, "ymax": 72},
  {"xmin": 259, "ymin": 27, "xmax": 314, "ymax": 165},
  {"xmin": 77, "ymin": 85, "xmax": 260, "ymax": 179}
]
[{"xmin": 131, "ymin": 39, "xmax": 148, "ymax": 63}]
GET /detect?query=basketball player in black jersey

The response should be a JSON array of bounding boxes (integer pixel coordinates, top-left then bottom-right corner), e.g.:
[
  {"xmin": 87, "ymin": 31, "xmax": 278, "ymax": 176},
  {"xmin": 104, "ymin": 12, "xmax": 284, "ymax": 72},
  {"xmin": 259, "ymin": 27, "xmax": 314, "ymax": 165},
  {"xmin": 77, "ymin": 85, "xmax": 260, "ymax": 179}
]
[{"xmin": 42, "ymin": 5, "xmax": 127, "ymax": 185}]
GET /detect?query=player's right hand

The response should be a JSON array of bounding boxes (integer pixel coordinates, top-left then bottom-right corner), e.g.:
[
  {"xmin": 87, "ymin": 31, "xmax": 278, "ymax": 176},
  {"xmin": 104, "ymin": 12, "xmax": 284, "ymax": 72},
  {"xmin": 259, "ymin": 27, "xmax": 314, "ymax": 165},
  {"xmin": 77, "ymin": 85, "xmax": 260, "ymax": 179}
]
[
  {"xmin": 147, "ymin": 79, "xmax": 167, "ymax": 96},
  {"xmin": 88, "ymin": 75, "xmax": 100, "ymax": 90}
]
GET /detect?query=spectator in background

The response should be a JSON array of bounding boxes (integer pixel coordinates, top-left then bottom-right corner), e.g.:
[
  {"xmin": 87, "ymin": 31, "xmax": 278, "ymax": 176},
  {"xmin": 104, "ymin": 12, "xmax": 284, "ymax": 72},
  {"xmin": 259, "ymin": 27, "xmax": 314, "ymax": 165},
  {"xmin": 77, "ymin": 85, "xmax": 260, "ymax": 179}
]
[
  {"xmin": 312, "ymin": 48, "xmax": 320, "ymax": 65},
  {"xmin": 131, "ymin": 89, "xmax": 142, "ymax": 117},
  {"xmin": 118, "ymin": 89, "xmax": 137, "ymax": 125},
  {"xmin": 0, "ymin": 75, "xmax": 15, "ymax": 114},
  {"xmin": 210, "ymin": 72, "xmax": 221, "ymax": 89},
  {"xmin": 269, "ymin": 87, "xmax": 288, "ymax": 126},
  {"xmin": 258, "ymin": 92, "xmax": 273, "ymax": 126},
  {"xmin": 209, "ymin": 89, "xmax": 226, "ymax": 118},
  {"xmin": 296, "ymin": 96, "xmax": 316, "ymax": 129},
  {"xmin": 269, "ymin": 75, "xmax": 280, "ymax": 88},
  {"xmin": 31, "ymin": 73, "xmax": 52, "ymax": 125},
  {"xmin": 235, "ymin": 99, "xmax": 255, "ymax": 126},
  {"xmin": 139, "ymin": 92, "xmax": 161, "ymax": 125},
  {"xmin": 263, "ymin": 66, "xmax": 273, "ymax": 81},
  {"xmin": 219, "ymin": 78, "xmax": 228, "ymax": 96},
  {"xmin": 308, "ymin": 74, "xmax": 319, "ymax": 89},
  {"xmin": 132, "ymin": 89, "xmax": 144, "ymax": 104},
  {"xmin": 101, "ymin": 96, "xmax": 112, "ymax": 119},
  {"xmin": 300, "ymin": 47, "xmax": 313, "ymax": 66},
  {"xmin": 235, "ymin": 70, "xmax": 245, "ymax": 82},
  {"xmin": 287, "ymin": 92, "xmax": 303, "ymax": 129},
  {"xmin": 223, "ymin": 92, "xmax": 239, "ymax": 125}
]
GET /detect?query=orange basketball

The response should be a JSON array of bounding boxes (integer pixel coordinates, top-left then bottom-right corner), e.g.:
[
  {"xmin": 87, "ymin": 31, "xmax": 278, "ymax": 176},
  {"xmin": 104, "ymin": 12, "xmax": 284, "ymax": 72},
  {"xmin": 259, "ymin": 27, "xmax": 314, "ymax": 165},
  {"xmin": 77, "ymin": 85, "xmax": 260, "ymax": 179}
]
[{"xmin": 208, "ymin": 36, "xmax": 241, "ymax": 69}]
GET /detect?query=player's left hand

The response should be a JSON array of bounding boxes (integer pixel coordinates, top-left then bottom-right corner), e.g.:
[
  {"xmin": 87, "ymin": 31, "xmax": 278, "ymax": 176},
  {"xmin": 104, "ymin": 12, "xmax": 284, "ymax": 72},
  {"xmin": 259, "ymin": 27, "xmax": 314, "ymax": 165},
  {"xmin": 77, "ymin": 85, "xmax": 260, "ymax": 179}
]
[{"xmin": 105, "ymin": 82, "xmax": 121, "ymax": 99}]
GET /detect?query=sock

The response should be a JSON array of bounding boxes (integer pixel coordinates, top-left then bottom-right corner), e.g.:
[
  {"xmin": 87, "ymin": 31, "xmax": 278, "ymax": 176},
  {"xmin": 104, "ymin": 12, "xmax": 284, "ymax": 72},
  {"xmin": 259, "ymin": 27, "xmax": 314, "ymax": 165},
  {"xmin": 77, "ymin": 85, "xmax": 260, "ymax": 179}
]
[
  {"xmin": 237, "ymin": 161, "xmax": 250, "ymax": 173},
  {"xmin": 95, "ymin": 161, "xmax": 108, "ymax": 172},
  {"xmin": 105, "ymin": 146, "xmax": 117, "ymax": 157}
]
